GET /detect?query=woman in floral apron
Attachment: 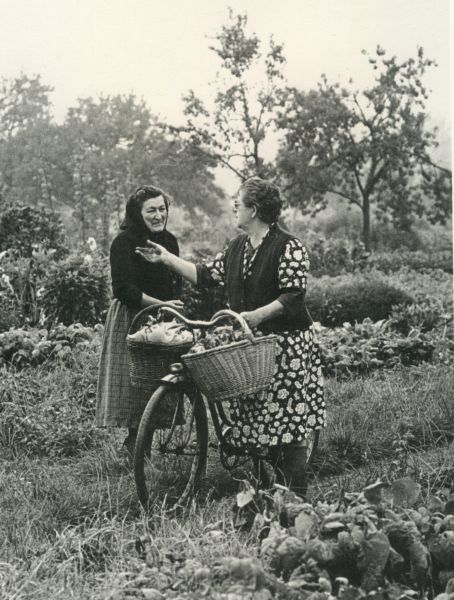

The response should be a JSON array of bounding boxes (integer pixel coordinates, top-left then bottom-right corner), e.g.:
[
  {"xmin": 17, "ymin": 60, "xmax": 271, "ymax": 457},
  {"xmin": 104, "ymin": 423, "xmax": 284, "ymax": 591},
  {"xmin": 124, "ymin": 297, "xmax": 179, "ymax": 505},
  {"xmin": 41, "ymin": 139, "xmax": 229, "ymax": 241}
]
[{"xmin": 136, "ymin": 177, "xmax": 325, "ymax": 494}]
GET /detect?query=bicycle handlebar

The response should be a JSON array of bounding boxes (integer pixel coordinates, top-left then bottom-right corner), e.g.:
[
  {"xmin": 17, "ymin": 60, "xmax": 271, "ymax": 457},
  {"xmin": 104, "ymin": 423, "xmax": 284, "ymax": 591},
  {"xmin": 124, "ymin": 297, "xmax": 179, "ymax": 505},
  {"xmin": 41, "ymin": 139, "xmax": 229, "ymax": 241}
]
[{"xmin": 129, "ymin": 303, "xmax": 255, "ymax": 341}]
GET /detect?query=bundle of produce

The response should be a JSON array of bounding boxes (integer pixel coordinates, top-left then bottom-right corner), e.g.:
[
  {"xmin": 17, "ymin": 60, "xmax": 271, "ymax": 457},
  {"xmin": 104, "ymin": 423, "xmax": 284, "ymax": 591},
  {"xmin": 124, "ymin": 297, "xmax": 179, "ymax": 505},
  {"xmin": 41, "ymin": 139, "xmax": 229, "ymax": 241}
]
[
  {"xmin": 127, "ymin": 313, "xmax": 193, "ymax": 389},
  {"xmin": 127, "ymin": 315, "xmax": 193, "ymax": 346},
  {"xmin": 186, "ymin": 325, "xmax": 246, "ymax": 354}
]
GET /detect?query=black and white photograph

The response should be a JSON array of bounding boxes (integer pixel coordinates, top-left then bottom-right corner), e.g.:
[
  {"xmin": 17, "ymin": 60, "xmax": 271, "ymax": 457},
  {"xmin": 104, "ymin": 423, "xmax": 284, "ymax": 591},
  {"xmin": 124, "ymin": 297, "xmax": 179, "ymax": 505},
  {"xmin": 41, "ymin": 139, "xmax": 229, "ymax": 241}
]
[{"xmin": 0, "ymin": 1, "xmax": 452, "ymax": 598}]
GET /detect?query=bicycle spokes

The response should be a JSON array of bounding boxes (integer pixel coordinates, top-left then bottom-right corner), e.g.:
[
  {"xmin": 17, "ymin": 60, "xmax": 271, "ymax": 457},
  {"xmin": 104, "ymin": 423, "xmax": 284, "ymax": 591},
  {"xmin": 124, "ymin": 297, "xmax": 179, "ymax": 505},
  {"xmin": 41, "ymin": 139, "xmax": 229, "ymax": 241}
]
[{"xmin": 135, "ymin": 386, "xmax": 208, "ymax": 510}]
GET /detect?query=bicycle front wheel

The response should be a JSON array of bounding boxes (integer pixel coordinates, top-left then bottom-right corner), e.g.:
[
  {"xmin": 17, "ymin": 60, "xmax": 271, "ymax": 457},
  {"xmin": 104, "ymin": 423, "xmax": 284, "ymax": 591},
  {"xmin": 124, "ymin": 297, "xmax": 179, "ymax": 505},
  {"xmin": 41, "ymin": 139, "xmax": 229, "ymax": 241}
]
[{"xmin": 134, "ymin": 384, "xmax": 208, "ymax": 510}]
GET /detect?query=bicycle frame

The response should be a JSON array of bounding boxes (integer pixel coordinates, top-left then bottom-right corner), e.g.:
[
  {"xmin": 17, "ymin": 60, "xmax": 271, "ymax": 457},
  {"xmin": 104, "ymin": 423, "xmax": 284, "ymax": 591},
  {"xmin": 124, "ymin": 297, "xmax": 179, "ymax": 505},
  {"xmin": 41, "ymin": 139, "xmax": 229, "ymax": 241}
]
[
  {"xmin": 134, "ymin": 305, "xmax": 319, "ymax": 508},
  {"xmin": 158, "ymin": 361, "xmax": 268, "ymax": 465},
  {"xmin": 141, "ymin": 304, "xmax": 275, "ymax": 460}
]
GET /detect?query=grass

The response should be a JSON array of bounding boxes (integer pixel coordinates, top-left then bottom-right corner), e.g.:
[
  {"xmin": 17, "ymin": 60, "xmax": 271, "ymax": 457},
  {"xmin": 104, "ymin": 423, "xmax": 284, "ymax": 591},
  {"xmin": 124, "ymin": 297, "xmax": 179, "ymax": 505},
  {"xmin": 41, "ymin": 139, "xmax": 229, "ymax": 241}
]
[
  {"xmin": 1, "ymin": 360, "xmax": 454, "ymax": 599},
  {"xmin": 0, "ymin": 441, "xmax": 254, "ymax": 600},
  {"xmin": 314, "ymin": 362, "xmax": 454, "ymax": 475}
]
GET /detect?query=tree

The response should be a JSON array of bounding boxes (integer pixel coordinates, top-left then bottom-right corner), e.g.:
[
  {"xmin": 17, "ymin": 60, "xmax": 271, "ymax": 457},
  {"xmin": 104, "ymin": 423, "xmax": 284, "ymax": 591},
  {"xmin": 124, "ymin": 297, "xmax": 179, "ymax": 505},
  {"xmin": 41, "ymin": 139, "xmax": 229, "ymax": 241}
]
[
  {"xmin": 0, "ymin": 76, "xmax": 224, "ymax": 247},
  {"xmin": 61, "ymin": 94, "xmax": 159, "ymax": 249},
  {"xmin": 62, "ymin": 94, "xmax": 224, "ymax": 248},
  {"xmin": 0, "ymin": 74, "xmax": 63, "ymax": 208},
  {"xmin": 178, "ymin": 10, "xmax": 286, "ymax": 181},
  {"xmin": 0, "ymin": 73, "xmax": 52, "ymax": 139},
  {"xmin": 276, "ymin": 46, "xmax": 452, "ymax": 251}
]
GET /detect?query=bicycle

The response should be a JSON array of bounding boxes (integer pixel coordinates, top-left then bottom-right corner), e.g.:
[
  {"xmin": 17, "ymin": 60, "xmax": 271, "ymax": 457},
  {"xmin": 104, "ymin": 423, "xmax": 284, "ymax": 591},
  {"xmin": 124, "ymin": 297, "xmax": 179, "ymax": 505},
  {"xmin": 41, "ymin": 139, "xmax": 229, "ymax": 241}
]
[{"xmin": 132, "ymin": 304, "xmax": 320, "ymax": 509}]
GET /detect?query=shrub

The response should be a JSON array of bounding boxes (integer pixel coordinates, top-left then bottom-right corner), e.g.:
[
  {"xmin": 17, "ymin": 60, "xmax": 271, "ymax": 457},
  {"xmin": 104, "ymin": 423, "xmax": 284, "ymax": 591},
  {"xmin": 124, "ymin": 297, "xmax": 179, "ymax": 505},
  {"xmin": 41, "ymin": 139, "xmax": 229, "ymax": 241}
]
[
  {"xmin": 0, "ymin": 323, "xmax": 102, "ymax": 369},
  {"xmin": 0, "ymin": 248, "xmax": 59, "ymax": 329},
  {"xmin": 0, "ymin": 273, "xmax": 22, "ymax": 331},
  {"xmin": 383, "ymin": 268, "xmax": 453, "ymax": 307},
  {"xmin": 363, "ymin": 249, "xmax": 453, "ymax": 274},
  {"xmin": 181, "ymin": 282, "xmax": 227, "ymax": 321},
  {"xmin": 181, "ymin": 249, "xmax": 227, "ymax": 320},
  {"xmin": 307, "ymin": 274, "xmax": 414, "ymax": 326},
  {"xmin": 40, "ymin": 253, "xmax": 110, "ymax": 326},
  {"xmin": 0, "ymin": 205, "xmax": 68, "ymax": 258},
  {"xmin": 369, "ymin": 223, "xmax": 424, "ymax": 250},
  {"xmin": 306, "ymin": 236, "xmax": 354, "ymax": 277},
  {"xmin": 389, "ymin": 300, "xmax": 451, "ymax": 335},
  {"xmin": 317, "ymin": 318, "xmax": 435, "ymax": 377}
]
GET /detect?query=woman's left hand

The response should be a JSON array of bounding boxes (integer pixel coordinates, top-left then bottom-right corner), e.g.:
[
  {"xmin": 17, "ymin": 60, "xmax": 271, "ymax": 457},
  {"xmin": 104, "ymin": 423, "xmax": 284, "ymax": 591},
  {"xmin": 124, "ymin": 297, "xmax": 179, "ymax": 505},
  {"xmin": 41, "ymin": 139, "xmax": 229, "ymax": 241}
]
[{"xmin": 240, "ymin": 310, "xmax": 262, "ymax": 330}]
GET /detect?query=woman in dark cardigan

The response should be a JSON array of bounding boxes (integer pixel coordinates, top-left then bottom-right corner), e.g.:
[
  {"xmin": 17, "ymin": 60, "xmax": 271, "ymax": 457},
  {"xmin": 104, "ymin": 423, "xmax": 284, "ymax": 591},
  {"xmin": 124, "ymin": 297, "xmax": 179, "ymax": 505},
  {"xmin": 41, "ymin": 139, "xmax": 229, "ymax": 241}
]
[
  {"xmin": 136, "ymin": 177, "xmax": 325, "ymax": 495},
  {"xmin": 96, "ymin": 185, "xmax": 182, "ymax": 452}
]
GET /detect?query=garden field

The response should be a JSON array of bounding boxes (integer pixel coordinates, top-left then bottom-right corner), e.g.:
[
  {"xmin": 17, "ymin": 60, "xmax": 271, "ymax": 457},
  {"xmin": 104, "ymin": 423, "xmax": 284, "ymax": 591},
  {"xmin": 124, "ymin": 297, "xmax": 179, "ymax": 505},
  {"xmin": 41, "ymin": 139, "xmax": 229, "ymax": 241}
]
[{"xmin": 1, "ymin": 209, "xmax": 453, "ymax": 599}]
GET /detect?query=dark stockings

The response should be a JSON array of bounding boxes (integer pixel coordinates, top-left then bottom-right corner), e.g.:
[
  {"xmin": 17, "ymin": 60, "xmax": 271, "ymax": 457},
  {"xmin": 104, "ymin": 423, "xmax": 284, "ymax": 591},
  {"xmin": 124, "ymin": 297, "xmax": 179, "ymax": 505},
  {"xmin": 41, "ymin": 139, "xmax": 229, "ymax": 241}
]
[{"xmin": 267, "ymin": 444, "xmax": 308, "ymax": 498}]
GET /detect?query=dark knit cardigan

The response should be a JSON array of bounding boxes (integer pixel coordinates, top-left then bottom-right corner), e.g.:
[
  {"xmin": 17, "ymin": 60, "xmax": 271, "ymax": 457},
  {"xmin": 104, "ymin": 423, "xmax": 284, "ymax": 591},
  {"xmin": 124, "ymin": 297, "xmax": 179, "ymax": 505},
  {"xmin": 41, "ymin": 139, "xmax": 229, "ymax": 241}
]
[
  {"xmin": 110, "ymin": 228, "xmax": 181, "ymax": 309},
  {"xmin": 197, "ymin": 225, "xmax": 313, "ymax": 334}
]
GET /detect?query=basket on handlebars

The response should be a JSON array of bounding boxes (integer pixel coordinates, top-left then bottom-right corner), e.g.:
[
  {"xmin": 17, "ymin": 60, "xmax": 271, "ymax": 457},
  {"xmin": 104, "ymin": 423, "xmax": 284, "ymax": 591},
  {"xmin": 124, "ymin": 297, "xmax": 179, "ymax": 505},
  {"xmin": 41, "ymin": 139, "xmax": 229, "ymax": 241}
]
[
  {"xmin": 127, "ymin": 305, "xmax": 193, "ymax": 389},
  {"xmin": 181, "ymin": 313, "xmax": 278, "ymax": 403}
]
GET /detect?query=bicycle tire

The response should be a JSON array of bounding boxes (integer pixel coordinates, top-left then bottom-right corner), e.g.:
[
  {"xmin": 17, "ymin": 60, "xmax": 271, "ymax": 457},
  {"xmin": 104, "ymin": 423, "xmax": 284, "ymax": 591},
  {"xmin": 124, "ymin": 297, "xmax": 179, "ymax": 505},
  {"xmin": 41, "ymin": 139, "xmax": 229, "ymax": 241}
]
[{"xmin": 134, "ymin": 383, "xmax": 208, "ymax": 510}]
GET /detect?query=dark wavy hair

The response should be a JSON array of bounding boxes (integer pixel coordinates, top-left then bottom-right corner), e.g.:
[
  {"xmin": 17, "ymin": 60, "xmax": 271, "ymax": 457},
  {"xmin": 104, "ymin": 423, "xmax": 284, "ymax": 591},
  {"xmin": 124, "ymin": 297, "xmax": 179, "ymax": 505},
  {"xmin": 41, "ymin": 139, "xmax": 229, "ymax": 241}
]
[
  {"xmin": 240, "ymin": 177, "xmax": 283, "ymax": 224},
  {"xmin": 120, "ymin": 185, "xmax": 170, "ymax": 231}
]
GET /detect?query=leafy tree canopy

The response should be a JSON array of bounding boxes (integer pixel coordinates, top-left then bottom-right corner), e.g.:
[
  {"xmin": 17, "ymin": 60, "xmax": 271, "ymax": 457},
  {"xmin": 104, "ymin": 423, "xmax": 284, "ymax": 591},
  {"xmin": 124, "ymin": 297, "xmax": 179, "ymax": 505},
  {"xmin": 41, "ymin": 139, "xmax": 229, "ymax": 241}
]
[
  {"xmin": 276, "ymin": 46, "xmax": 452, "ymax": 250},
  {"xmin": 178, "ymin": 9, "xmax": 286, "ymax": 180},
  {"xmin": 0, "ymin": 77, "xmax": 224, "ymax": 249}
]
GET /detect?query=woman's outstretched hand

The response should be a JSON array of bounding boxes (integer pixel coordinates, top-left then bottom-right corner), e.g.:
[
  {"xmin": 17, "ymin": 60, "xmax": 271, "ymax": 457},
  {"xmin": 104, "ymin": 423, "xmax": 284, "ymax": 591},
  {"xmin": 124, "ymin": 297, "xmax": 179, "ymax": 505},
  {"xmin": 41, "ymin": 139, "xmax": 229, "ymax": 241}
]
[{"xmin": 135, "ymin": 240, "xmax": 169, "ymax": 264}]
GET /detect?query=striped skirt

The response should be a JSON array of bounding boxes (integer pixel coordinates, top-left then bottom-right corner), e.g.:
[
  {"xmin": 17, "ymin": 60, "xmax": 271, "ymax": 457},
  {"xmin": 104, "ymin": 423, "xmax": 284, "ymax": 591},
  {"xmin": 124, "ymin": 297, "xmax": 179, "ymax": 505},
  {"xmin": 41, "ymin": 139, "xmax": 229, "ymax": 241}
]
[{"xmin": 96, "ymin": 300, "xmax": 151, "ymax": 428}]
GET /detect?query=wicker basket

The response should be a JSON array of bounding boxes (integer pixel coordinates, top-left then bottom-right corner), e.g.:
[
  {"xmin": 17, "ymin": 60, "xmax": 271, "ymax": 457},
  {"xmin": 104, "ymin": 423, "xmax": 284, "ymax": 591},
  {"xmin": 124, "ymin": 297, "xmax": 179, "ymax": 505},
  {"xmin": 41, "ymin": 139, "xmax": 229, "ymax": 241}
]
[
  {"xmin": 182, "ymin": 334, "xmax": 277, "ymax": 402},
  {"xmin": 127, "ymin": 305, "xmax": 193, "ymax": 389}
]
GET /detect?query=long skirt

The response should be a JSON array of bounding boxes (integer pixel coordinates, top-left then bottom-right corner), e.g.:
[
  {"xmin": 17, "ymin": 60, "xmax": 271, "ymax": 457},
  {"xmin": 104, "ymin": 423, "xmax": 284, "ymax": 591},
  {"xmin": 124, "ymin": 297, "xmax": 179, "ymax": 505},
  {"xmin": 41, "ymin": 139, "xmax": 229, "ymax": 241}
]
[
  {"xmin": 96, "ymin": 300, "xmax": 150, "ymax": 428},
  {"xmin": 228, "ymin": 326, "xmax": 326, "ymax": 449}
]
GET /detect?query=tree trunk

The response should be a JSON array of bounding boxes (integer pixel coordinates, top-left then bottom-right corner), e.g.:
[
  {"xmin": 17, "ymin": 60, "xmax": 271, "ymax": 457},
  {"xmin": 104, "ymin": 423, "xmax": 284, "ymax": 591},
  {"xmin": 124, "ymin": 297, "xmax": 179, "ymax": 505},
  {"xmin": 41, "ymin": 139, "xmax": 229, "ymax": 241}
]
[{"xmin": 362, "ymin": 195, "xmax": 371, "ymax": 252}]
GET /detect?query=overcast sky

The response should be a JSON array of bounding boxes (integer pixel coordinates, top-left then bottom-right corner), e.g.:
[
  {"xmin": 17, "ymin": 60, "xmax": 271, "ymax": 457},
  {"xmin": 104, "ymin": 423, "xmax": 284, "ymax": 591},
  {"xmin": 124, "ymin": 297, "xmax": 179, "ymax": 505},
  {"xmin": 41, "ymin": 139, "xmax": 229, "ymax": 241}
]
[{"xmin": 0, "ymin": 0, "xmax": 452, "ymax": 191}]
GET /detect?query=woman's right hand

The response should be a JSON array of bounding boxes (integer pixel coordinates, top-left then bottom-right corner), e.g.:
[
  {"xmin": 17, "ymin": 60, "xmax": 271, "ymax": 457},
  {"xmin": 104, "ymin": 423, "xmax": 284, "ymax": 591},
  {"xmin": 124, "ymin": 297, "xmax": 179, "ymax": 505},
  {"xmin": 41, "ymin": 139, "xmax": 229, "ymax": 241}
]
[{"xmin": 135, "ymin": 241, "xmax": 169, "ymax": 265}]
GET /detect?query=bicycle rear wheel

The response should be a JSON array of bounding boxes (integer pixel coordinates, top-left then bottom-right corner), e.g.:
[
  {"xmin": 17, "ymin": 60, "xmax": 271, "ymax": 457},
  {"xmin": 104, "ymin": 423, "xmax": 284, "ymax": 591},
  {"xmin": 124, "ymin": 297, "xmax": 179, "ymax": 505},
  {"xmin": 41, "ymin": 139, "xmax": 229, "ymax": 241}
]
[{"xmin": 134, "ymin": 384, "xmax": 208, "ymax": 510}]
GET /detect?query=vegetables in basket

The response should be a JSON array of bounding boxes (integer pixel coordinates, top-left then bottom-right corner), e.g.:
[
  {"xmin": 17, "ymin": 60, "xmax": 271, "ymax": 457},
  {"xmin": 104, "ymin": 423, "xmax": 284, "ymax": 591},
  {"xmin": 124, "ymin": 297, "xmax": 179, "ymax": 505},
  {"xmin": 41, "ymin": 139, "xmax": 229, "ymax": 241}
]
[
  {"xmin": 128, "ymin": 317, "xmax": 193, "ymax": 346},
  {"xmin": 187, "ymin": 325, "xmax": 247, "ymax": 355}
]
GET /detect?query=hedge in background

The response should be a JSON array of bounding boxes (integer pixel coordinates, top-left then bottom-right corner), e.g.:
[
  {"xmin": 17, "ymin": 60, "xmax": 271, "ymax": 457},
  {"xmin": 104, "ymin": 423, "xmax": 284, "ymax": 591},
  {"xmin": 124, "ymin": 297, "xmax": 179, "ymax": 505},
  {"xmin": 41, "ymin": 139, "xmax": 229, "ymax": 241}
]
[
  {"xmin": 306, "ymin": 274, "xmax": 414, "ymax": 327},
  {"xmin": 363, "ymin": 249, "xmax": 453, "ymax": 274}
]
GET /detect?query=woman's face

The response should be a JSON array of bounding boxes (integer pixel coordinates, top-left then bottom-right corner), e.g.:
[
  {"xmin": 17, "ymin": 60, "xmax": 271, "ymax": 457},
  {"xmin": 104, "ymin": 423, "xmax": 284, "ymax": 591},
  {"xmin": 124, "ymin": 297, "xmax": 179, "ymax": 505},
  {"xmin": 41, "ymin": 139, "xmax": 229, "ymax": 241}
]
[
  {"xmin": 232, "ymin": 190, "xmax": 255, "ymax": 230},
  {"xmin": 141, "ymin": 196, "xmax": 167, "ymax": 233}
]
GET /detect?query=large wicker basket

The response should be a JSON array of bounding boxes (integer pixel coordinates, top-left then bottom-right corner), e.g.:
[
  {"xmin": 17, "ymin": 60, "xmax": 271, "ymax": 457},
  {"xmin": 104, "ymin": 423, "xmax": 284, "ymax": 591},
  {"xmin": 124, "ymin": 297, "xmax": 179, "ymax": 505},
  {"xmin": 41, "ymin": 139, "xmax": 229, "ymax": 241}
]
[
  {"xmin": 181, "ymin": 311, "xmax": 277, "ymax": 402},
  {"xmin": 127, "ymin": 305, "xmax": 193, "ymax": 389}
]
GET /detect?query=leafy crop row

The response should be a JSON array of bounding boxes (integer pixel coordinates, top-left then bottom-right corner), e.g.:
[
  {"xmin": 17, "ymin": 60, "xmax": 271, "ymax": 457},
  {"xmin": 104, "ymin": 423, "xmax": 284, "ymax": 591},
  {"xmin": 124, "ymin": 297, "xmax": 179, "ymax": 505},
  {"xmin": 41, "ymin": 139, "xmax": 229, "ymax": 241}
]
[
  {"xmin": 1, "ymin": 313, "xmax": 452, "ymax": 373},
  {"xmin": 0, "ymin": 323, "xmax": 102, "ymax": 368},
  {"xmin": 107, "ymin": 478, "xmax": 454, "ymax": 599}
]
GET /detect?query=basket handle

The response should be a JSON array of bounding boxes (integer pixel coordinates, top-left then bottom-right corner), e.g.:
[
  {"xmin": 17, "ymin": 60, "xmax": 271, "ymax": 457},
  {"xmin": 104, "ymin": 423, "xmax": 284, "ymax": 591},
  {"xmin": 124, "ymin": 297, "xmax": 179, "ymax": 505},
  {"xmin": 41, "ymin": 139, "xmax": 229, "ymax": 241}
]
[
  {"xmin": 156, "ymin": 307, "xmax": 255, "ymax": 342},
  {"xmin": 128, "ymin": 302, "xmax": 185, "ymax": 336}
]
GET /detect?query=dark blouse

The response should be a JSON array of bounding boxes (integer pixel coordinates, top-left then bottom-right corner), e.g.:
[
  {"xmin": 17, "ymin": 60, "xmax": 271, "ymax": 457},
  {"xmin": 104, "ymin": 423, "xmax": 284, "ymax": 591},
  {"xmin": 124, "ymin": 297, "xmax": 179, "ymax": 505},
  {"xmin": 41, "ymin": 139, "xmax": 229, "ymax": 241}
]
[{"xmin": 110, "ymin": 228, "xmax": 181, "ymax": 309}]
